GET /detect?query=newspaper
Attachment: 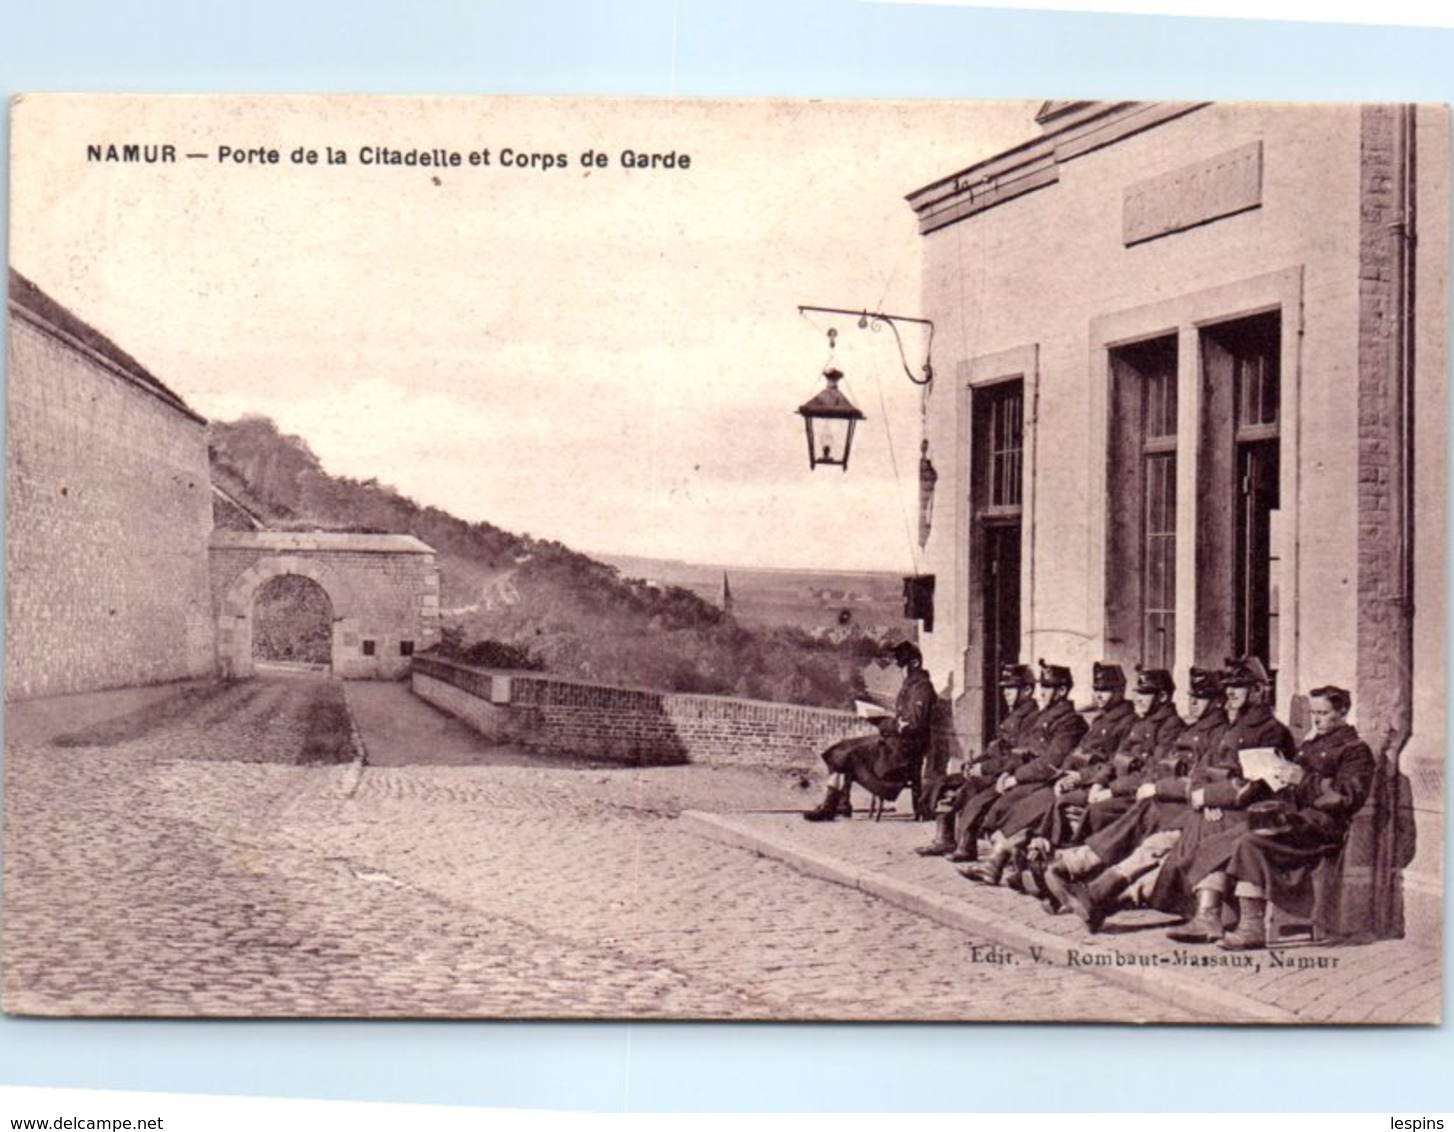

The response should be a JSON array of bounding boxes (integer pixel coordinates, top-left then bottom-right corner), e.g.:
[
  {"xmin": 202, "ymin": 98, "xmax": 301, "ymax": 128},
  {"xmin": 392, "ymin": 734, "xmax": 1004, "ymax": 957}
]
[{"xmin": 1238, "ymin": 747, "xmax": 1306, "ymax": 791}]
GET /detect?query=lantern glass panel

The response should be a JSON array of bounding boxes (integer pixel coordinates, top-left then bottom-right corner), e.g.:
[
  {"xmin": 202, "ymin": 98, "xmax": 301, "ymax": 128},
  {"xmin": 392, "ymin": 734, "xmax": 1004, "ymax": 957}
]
[{"xmin": 808, "ymin": 415, "xmax": 856, "ymax": 468}]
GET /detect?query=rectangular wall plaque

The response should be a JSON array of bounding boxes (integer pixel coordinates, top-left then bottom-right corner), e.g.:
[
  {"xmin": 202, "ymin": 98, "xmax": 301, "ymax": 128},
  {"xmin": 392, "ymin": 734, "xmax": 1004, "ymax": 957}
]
[{"xmin": 1123, "ymin": 140, "xmax": 1263, "ymax": 245}]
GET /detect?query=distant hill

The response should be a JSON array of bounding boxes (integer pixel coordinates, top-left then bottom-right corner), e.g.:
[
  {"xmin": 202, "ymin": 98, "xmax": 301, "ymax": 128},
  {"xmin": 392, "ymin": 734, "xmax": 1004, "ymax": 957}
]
[
  {"xmin": 207, "ymin": 416, "xmax": 897, "ymax": 707},
  {"xmin": 592, "ymin": 552, "xmax": 912, "ymax": 635}
]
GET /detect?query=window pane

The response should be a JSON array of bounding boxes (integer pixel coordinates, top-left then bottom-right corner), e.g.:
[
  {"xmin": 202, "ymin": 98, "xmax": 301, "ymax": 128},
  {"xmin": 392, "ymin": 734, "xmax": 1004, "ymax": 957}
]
[
  {"xmin": 1143, "ymin": 452, "xmax": 1176, "ymax": 666},
  {"xmin": 1235, "ymin": 351, "xmax": 1279, "ymax": 430},
  {"xmin": 987, "ymin": 387, "xmax": 1023, "ymax": 509},
  {"xmin": 1145, "ymin": 366, "xmax": 1177, "ymax": 440}
]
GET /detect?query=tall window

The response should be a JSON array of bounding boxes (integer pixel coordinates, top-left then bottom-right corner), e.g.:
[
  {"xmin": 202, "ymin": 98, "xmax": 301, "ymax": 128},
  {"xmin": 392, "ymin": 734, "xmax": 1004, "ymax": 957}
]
[
  {"xmin": 985, "ymin": 387, "xmax": 1024, "ymax": 513},
  {"xmin": 1141, "ymin": 365, "xmax": 1178, "ymax": 669},
  {"xmin": 1197, "ymin": 311, "xmax": 1281, "ymax": 681},
  {"xmin": 1106, "ymin": 336, "xmax": 1178, "ymax": 670},
  {"xmin": 972, "ymin": 380, "xmax": 1025, "ymax": 744},
  {"xmin": 1232, "ymin": 319, "xmax": 1281, "ymax": 672}
]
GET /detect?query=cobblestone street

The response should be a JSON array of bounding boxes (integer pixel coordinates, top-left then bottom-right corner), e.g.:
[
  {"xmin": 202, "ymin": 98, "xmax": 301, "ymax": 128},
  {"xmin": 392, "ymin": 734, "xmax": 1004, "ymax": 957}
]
[{"xmin": 2, "ymin": 677, "xmax": 1196, "ymax": 1021}]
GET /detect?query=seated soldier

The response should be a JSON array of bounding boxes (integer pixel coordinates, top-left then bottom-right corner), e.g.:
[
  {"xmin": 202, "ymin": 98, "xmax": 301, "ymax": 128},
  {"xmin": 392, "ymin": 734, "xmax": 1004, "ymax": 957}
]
[
  {"xmin": 963, "ymin": 661, "xmax": 1136, "ymax": 875},
  {"xmin": 1040, "ymin": 666, "xmax": 1230, "ymax": 928},
  {"xmin": 914, "ymin": 662, "xmax": 1037, "ymax": 856},
  {"xmin": 1213, "ymin": 685, "xmax": 1376, "ymax": 951},
  {"xmin": 803, "ymin": 641, "xmax": 936, "ymax": 822},
  {"xmin": 954, "ymin": 659, "xmax": 1088, "ymax": 884},
  {"xmin": 1016, "ymin": 666, "xmax": 1184, "ymax": 903},
  {"xmin": 1075, "ymin": 667, "xmax": 1186, "ymax": 837},
  {"xmin": 1157, "ymin": 656, "xmax": 1297, "ymax": 943}
]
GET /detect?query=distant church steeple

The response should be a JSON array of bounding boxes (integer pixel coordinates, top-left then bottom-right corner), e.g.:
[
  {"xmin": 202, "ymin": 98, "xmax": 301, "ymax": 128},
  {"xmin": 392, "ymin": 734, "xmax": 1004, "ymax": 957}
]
[{"xmin": 720, "ymin": 570, "xmax": 734, "ymax": 615}]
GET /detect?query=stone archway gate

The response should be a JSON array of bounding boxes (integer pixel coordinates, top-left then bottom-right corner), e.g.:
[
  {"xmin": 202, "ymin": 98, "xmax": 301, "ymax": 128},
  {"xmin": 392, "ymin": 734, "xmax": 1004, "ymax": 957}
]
[{"xmin": 210, "ymin": 530, "xmax": 440, "ymax": 679}]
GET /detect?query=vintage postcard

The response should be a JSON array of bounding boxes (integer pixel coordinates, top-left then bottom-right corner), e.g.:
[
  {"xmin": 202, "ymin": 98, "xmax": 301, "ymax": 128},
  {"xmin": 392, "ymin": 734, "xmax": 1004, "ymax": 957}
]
[{"xmin": 3, "ymin": 94, "xmax": 1446, "ymax": 1023}]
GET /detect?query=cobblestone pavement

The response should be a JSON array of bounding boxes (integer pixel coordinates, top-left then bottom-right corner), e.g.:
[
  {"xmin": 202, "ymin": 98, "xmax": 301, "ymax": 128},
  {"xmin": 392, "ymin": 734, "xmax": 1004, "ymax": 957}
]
[
  {"xmin": 4, "ymin": 677, "xmax": 1195, "ymax": 1021},
  {"xmin": 689, "ymin": 812, "xmax": 1443, "ymax": 1024}
]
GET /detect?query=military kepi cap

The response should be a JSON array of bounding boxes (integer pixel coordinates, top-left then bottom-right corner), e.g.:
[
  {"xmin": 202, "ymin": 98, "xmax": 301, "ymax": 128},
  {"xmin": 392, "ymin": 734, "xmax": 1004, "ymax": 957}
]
[
  {"xmin": 1188, "ymin": 667, "xmax": 1224, "ymax": 699},
  {"xmin": 891, "ymin": 641, "xmax": 922, "ymax": 667},
  {"xmin": 998, "ymin": 662, "xmax": 1035, "ymax": 689},
  {"xmin": 1037, "ymin": 658, "xmax": 1074, "ymax": 690},
  {"xmin": 1222, "ymin": 655, "xmax": 1271, "ymax": 688},
  {"xmin": 1134, "ymin": 666, "xmax": 1175, "ymax": 696},
  {"xmin": 1091, "ymin": 662, "xmax": 1127, "ymax": 691}
]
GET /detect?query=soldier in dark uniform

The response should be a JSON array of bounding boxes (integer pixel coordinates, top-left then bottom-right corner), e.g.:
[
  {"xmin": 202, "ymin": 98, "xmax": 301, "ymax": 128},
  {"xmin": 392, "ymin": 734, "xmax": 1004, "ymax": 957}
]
[
  {"xmin": 978, "ymin": 662, "xmax": 1136, "ymax": 861},
  {"xmin": 1215, "ymin": 685, "xmax": 1375, "ymax": 950},
  {"xmin": 914, "ymin": 663, "xmax": 1037, "ymax": 856},
  {"xmin": 1157, "ymin": 655, "xmax": 1296, "ymax": 943},
  {"xmin": 955, "ymin": 660, "xmax": 1088, "ymax": 884},
  {"xmin": 1041, "ymin": 666, "xmax": 1231, "ymax": 929},
  {"xmin": 803, "ymin": 641, "xmax": 936, "ymax": 822},
  {"xmin": 1073, "ymin": 667, "xmax": 1186, "ymax": 837}
]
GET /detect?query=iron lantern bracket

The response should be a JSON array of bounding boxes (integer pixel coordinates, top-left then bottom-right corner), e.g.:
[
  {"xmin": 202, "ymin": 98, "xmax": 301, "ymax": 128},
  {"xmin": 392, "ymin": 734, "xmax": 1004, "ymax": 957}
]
[{"xmin": 797, "ymin": 305, "xmax": 935, "ymax": 386}]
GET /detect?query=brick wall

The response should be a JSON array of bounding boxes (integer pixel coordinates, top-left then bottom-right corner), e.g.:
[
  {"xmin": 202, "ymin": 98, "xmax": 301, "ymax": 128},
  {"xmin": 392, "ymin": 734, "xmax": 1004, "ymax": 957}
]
[
  {"xmin": 1355, "ymin": 104, "xmax": 1414, "ymax": 759},
  {"xmin": 5, "ymin": 314, "xmax": 215, "ymax": 699},
  {"xmin": 412, "ymin": 655, "xmax": 878, "ymax": 769}
]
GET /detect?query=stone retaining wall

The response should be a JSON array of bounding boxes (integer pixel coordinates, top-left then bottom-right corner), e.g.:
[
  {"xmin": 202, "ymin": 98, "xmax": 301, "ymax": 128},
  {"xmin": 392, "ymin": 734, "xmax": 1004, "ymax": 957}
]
[
  {"xmin": 411, "ymin": 655, "xmax": 878, "ymax": 769},
  {"xmin": 6, "ymin": 281, "xmax": 215, "ymax": 699}
]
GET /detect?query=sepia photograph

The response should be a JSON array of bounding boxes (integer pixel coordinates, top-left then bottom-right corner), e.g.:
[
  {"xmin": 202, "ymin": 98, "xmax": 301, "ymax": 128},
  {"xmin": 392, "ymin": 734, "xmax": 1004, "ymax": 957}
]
[{"xmin": 3, "ymin": 93, "xmax": 1447, "ymax": 1025}]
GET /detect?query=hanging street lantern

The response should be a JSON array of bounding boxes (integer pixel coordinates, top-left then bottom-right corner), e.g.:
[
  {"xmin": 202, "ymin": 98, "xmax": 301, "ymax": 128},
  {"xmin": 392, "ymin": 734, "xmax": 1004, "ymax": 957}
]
[
  {"xmin": 798, "ymin": 366, "xmax": 865, "ymax": 471},
  {"xmin": 793, "ymin": 305, "xmax": 934, "ymax": 473}
]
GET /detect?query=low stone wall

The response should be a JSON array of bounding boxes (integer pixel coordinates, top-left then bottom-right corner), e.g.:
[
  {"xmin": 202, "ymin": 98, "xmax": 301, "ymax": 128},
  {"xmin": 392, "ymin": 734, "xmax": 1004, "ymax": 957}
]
[{"xmin": 411, "ymin": 655, "xmax": 878, "ymax": 769}]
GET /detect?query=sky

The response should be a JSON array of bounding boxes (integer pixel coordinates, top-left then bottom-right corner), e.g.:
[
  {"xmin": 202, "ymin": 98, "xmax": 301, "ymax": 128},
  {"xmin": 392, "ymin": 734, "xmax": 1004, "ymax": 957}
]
[{"xmin": 10, "ymin": 94, "xmax": 1038, "ymax": 572}]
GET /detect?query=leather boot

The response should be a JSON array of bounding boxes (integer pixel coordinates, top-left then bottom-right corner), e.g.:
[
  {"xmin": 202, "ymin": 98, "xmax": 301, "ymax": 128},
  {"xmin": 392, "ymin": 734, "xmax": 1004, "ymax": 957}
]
[
  {"xmin": 1041, "ymin": 860, "xmax": 1075, "ymax": 913},
  {"xmin": 836, "ymin": 787, "xmax": 854, "ymax": 818},
  {"xmin": 958, "ymin": 845, "xmax": 1012, "ymax": 885},
  {"xmin": 1218, "ymin": 898, "xmax": 1268, "ymax": 951},
  {"xmin": 803, "ymin": 786, "xmax": 842, "ymax": 822},
  {"xmin": 915, "ymin": 814, "xmax": 955, "ymax": 855},
  {"xmin": 1073, "ymin": 869, "xmax": 1129, "ymax": 934},
  {"xmin": 1019, "ymin": 838, "xmax": 1053, "ymax": 900},
  {"xmin": 1166, "ymin": 889, "xmax": 1224, "ymax": 944},
  {"xmin": 1002, "ymin": 844, "xmax": 1029, "ymax": 892},
  {"xmin": 947, "ymin": 828, "xmax": 979, "ymax": 863}
]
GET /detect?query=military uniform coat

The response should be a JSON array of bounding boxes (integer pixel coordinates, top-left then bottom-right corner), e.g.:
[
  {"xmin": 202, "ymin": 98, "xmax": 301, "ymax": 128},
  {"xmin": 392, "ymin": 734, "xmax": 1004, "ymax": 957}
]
[
  {"xmin": 1149, "ymin": 701, "xmax": 1296, "ymax": 915},
  {"xmin": 980, "ymin": 697, "xmax": 1040, "ymax": 776},
  {"xmin": 994, "ymin": 699, "xmax": 1136, "ymax": 838},
  {"xmin": 933, "ymin": 697, "xmax": 1038, "ymax": 816},
  {"xmin": 1225, "ymin": 723, "xmax": 1376, "ymax": 915},
  {"xmin": 1072, "ymin": 703, "xmax": 1188, "ymax": 837},
  {"xmin": 1081, "ymin": 707, "xmax": 1233, "ymax": 862},
  {"xmin": 822, "ymin": 667, "xmax": 937, "ymax": 800},
  {"xmin": 969, "ymin": 698, "xmax": 1089, "ymax": 838}
]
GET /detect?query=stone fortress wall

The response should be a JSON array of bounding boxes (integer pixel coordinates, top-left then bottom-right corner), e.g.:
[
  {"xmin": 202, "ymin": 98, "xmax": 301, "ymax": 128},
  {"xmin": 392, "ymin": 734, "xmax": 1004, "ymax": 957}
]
[{"xmin": 5, "ymin": 273, "xmax": 215, "ymax": 699}]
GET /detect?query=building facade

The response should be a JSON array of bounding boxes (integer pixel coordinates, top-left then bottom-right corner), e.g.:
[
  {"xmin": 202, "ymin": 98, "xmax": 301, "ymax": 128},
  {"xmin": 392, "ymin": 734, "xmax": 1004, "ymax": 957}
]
[{"xmin": 908, "ymin": 102, "xmax": 1447, "ymax": 936}]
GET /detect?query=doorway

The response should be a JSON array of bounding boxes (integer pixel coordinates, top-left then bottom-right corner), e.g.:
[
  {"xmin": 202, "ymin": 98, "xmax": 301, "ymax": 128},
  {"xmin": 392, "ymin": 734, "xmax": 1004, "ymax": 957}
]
[{"xmin": 971, "ymin": 380, "xmax": 1024, "ymax": 745}]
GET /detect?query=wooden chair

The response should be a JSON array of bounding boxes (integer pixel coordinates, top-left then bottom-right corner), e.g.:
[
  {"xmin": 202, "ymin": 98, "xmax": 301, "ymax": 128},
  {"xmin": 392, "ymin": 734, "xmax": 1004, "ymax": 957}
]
[
  {"xmin": 1266, "ymin": 845, "xmax": 1347, "ymax": 943},
  {"xmin": 868, "ymin": 758, "xmax": 928, "ymax": 822}
]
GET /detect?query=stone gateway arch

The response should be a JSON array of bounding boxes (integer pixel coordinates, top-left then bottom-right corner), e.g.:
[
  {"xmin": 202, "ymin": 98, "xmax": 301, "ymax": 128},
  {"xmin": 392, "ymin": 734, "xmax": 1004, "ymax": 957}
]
[{"xmin": 210, "ymin": 531, "xmax": 440, "ymax": 680}]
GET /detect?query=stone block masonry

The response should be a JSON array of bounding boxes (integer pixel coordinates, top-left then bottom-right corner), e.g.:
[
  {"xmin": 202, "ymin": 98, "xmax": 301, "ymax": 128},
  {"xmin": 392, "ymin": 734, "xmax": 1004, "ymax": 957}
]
[
  {"xmin": 6, "ymin": 288, "xmax": 215, "ymax": 700},
  {"xmin": 412, "ymin": 655, "xmax": 879, "ymax": 770},
  {"xmin": 210, "ymin": 531, "xmax": 440, "ymax": 680}
]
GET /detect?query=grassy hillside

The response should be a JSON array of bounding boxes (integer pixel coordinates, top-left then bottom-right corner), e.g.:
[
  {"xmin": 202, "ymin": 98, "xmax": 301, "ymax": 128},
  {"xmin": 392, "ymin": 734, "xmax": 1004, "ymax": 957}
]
[{"xmin": 208, "ymin": 416, "xmax": 897, "ymax": 707}]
